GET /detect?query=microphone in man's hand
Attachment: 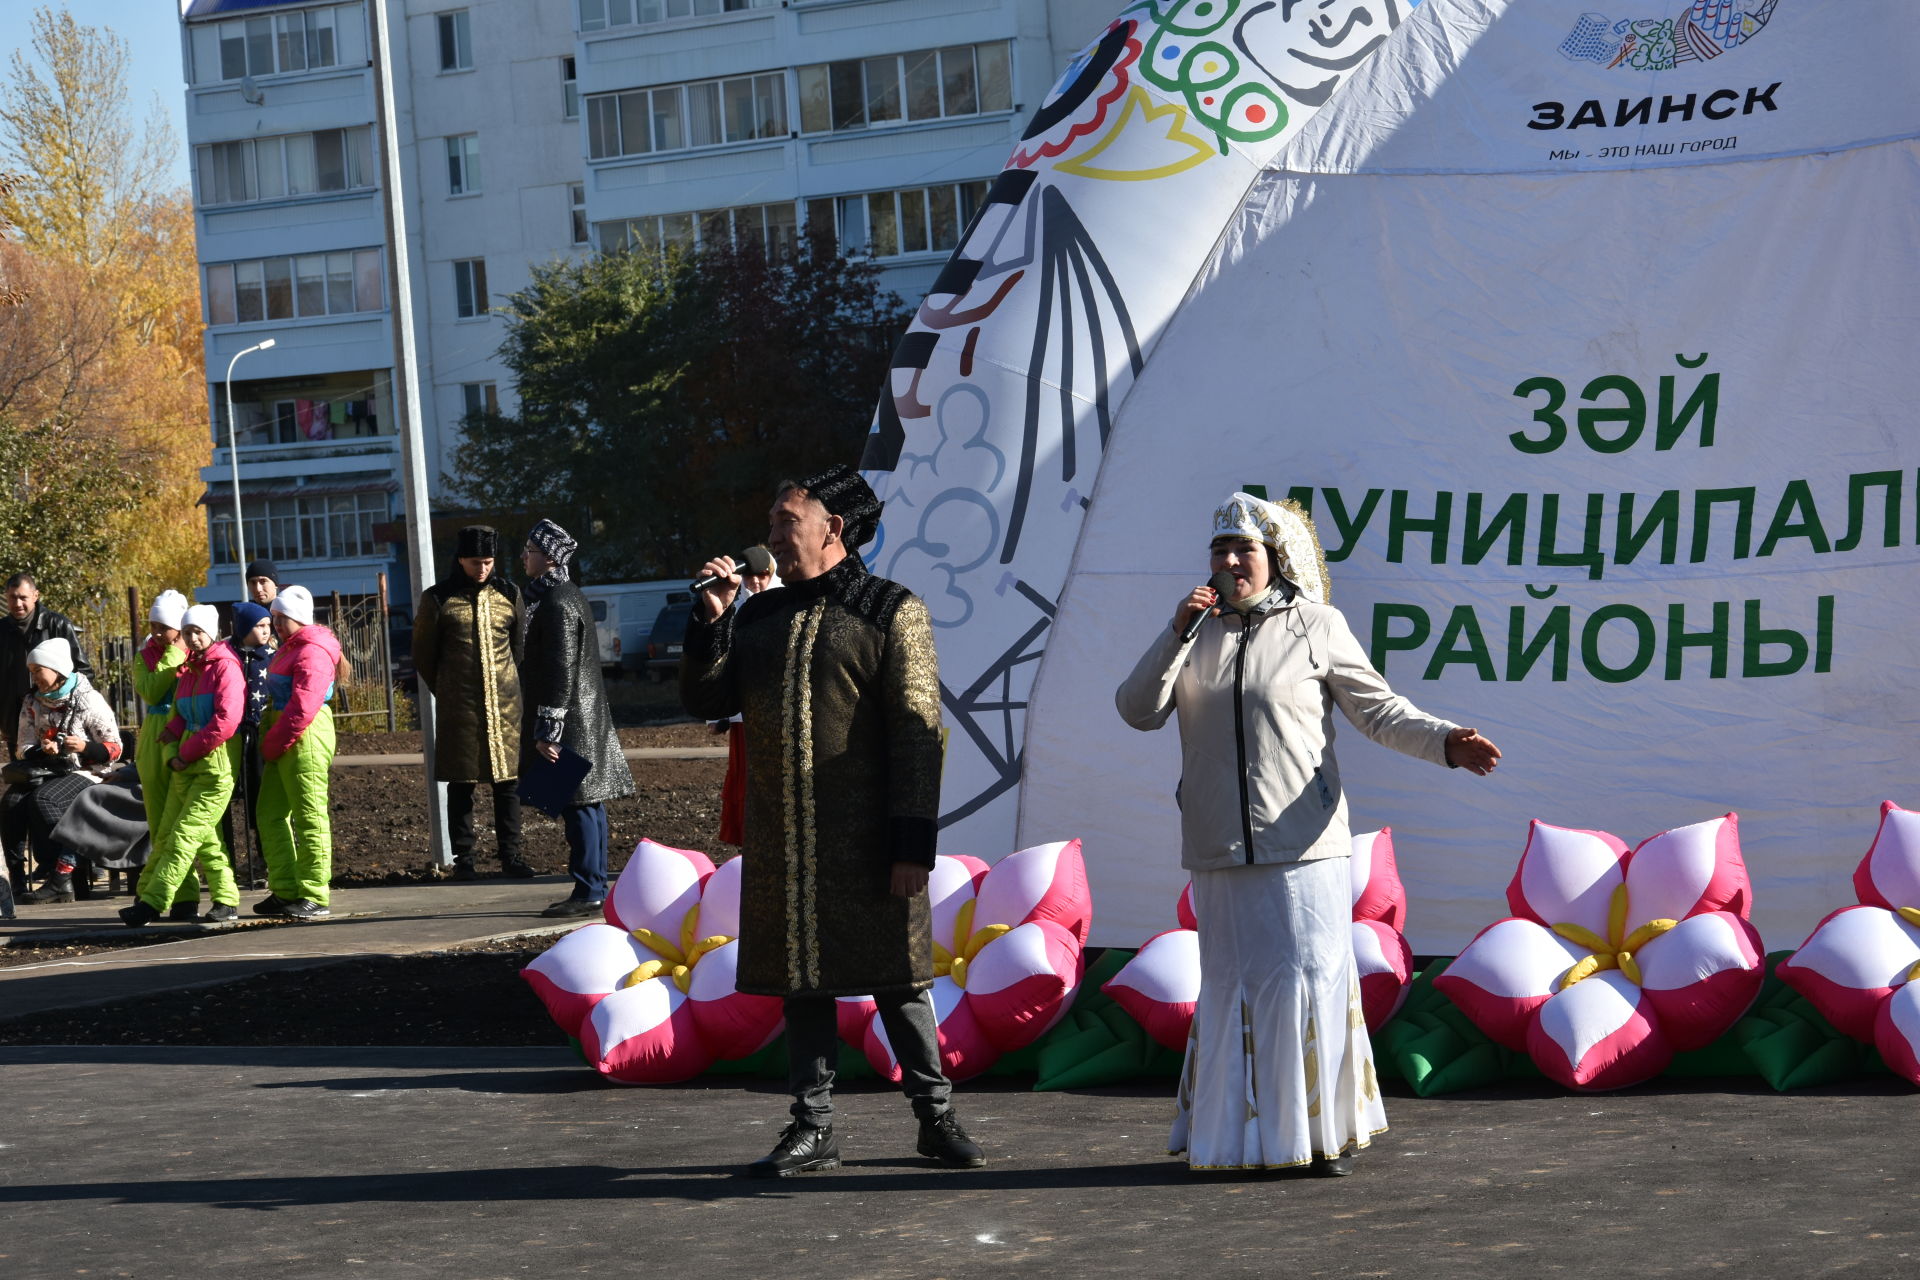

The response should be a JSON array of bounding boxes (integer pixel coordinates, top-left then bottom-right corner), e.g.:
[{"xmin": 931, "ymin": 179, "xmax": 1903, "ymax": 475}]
[
  {"xmin": 1181, "ymin": 571, "xmax": 1239, "ymax": 643},
  {"xmin": 690, "ymin": 546, "xmax": 775, "ymax": 593}
]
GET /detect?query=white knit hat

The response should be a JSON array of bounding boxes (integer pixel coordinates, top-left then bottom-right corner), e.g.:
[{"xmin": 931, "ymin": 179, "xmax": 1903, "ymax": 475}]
[
  {"xmin": 271, "ymin": 584, "xmax": 315, "ymax": 625},
  {"xmin": 149, "ymin": 589, "xmax": 188, "ymax": 628},
  {"xmin": 25, "ymin": 637, "xmax": 74, "ymax": 677},
  {"xmin": 182, "ymin": 603, "xmax": 221, "ymax": 637}
]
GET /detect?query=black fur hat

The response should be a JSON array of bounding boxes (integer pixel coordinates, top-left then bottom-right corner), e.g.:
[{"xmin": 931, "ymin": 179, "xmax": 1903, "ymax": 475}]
[{"xmin": 455, "ymin": 525, "xmax": 500, "ymax": 559}]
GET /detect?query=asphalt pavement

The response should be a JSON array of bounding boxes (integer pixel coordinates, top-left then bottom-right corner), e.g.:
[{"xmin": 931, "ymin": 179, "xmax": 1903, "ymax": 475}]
[
  {"xmin": 1, "ymin": 1046, "xmax": 1915, "ymax": 1278},
  {"xmin": 3, "ymin": 880, "xmax": 1917, "ymax": 1278}
]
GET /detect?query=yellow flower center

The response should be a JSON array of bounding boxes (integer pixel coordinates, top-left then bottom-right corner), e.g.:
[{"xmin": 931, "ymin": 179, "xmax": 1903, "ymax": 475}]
[
  {"xmin": 1900, "ymin": 907, "xmax": 1920, "ymax": 983},
  {"xmin": 1552, "ymin": 883, "xmax": 1678, "ymax": 991},
  {"xmin": 931, "ymin": 898, "xmax": 1013, "ymax": 991},
  {"xmin": 621, "ymin": 903, "xmax": 733, "ymax": 994}
]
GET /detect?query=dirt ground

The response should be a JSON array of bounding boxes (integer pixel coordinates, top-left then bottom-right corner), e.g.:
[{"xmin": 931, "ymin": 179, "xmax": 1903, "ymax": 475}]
[{"xmin": 327, "ymin": 722, "xmax": 731, "ymax": 885}]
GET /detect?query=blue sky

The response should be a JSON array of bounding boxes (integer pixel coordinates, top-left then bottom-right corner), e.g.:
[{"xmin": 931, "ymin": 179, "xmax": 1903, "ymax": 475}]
[{"xmin": 3, "ymin": 1, "xmax": 197, "ymax": 190}]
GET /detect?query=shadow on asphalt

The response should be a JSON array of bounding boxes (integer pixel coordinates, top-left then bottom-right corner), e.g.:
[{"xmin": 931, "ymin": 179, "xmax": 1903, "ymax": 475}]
[
  {"xmin": 254, "ymin": 1069, "xmax": 603, "ymax": 1096},
  {"xmin": 0, "ymin": 1159, "xmax": 1203, "ymax": 1210}
]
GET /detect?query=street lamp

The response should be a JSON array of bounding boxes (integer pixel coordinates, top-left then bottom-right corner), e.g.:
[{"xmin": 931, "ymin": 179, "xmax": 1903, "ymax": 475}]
[{"xmin": 223, "ymin": 338, "xmax": 276, "ymax": 590}]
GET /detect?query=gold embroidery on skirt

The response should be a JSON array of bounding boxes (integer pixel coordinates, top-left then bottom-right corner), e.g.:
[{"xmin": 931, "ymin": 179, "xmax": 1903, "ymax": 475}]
[
  {"xmin": 1240, "ymin": 997, "xmax": 1258, "ymax": 1124},
  {"xmin": 1304, "ymin": 1013, "xmax": 1323, "ymax": 1120}
]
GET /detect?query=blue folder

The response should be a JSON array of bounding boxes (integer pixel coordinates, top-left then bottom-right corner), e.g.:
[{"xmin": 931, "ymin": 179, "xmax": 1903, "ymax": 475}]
[{"xmin": 516, "ymin": 744, "xmax": 592, "ymax": 817}]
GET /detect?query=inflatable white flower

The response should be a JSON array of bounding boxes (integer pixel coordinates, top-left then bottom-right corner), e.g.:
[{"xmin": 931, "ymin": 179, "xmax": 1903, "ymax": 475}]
[
  {"xmin": 1104, "ymin": 830, "xmax": 1414, "ymax": 1051},
  {"xmin": 852, "ymin": 839, "xmax": 1090, "ymax": 1083},
  {"xmin": 521, "ymin": 840, "xmax": 782, "ymax": 1083},
  {"xmin": 1778, "ymin": 802, "xmax": 1920, "ymax": 1085},
  {"xmin": 1436, "ymin": 815, "xmax": 1764, "ymax": 1091}
]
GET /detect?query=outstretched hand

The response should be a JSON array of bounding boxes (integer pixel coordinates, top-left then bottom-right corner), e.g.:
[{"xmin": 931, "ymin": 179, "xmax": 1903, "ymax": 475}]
[{"xmin": 1445, "ymin": 727, "xmax": 1502, "ymax": 776}]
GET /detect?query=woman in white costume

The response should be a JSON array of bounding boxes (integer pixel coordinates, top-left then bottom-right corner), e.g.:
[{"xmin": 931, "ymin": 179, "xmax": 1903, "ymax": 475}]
[{"xmin": 1116, "ymin": 492, "xmax": 1501, "ymax": 1174}]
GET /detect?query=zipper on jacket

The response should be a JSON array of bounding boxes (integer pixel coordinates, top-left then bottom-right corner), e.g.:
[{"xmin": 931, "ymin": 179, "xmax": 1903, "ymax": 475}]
[{"xmin": 1230, "ymin": 616, "xmax": 1256, "ymax": 865}]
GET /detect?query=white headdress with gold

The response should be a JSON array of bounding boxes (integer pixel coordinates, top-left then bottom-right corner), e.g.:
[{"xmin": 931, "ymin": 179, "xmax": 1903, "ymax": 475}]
[{"xmin": 1210, "ymin": 491, "xmax": 1330, "ymax": 605}]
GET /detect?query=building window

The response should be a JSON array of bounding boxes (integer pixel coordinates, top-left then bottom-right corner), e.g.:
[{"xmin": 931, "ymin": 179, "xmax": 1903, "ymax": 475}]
[
  {"xmin": 212, "ymin": 491, "xmax": 390, "ymax": 565},
  {"xmin": 197, "ymin": 127, "xmax": 376, "ymax": 207},
  {"xmin": 562, "ymin": 56, "xmax": 579, "ymax": 119},
  {"xmin": 809, "ymin": 181, "xmax": 990, "ymax": 259},
  {"xmin": 570, "ymin": 184, "xmax": 589, "ymax": 245},
  {"xmin": 585, "ymin": 71, "xmax": 786, "ymax": 160},
  {"xmin": 460, "ymin": 382, "xmax": 499, "ymax": 418},
  {"xmin": 216, "ymin": 7, "xmax": 339, "ymax": 81},
  {"xmin": 204, "ymin": 249, "xmax": 386, "ymax": 325},
  {"xmin": 437, "ymin": 10, "xmax": 473, "ymax": 72},
  {"xmin": 597, "ymin": 200, "xmax": 797, "ymax": 257},
  {"xmin": 445, "ymin": 134, "xmax": 481, "ymax": 195},
  {"xmin": 453, "ymin": 258, "xmax": 488, "ymax": 317},
  {"xmin": 797, "ymin": 42, "xmax": 1012, "ymax": 134},
  {"xmin": 578, "ymin": 0, "xmax": 775, "ymax": 33}
]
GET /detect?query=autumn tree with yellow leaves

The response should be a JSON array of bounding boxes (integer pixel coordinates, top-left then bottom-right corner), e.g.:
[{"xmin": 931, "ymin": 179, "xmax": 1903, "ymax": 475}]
[{"xmin": 1, "ymin": 5, "xmax": 209, "ymax": 607}]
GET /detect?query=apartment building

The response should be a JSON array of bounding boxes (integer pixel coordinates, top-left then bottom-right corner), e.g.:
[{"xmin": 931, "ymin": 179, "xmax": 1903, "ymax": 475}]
[{"xmin": 180, "ymin": 0, "xmax": 1111, "ymax": 599}]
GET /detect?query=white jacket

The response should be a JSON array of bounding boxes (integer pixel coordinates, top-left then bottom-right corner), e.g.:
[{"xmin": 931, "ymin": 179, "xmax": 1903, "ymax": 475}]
[{"xmin": 1115, "ymin": 591, "xmax": 1457, "ymax": 871}]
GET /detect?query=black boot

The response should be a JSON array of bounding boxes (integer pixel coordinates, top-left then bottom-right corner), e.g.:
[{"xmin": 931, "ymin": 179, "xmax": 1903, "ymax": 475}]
[
  {"xmin": 119, "ymin": 900, "xmax": 161, "ymax": 928},
  {"xmin": 499, "ymin": 855, "xmax": 535, "ymax": 879},
  {"xmin": 19, "ymin": 873, "xmax": 74, "ymax": 905},
  {"xmin": 916, "ymin": 1110, "xmax": 986, "ymax": 1168},
  {"xmin": 748, "ymin": 1122, "xmax": 840, "ymax": 1178},
  {"xmin": 451, "ymin": 856, "xmax": 479, "ymax": 882},
  {"xmin": 167, "ymin": 901, "xmax": 201, "ymax": 921}
]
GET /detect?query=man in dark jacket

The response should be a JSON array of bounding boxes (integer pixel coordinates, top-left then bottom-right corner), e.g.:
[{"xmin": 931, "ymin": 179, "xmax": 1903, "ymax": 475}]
[
  {"xmin": 2, "ymin": 574, "xmax": 93, "ymax": 758},
  {"xmin": 415, "ymin": 526, "xmax": 533, "ymax": 881},
  {"xmin": 518, "ymin": 519, "xmax": 633, "ymax": 916},
  {"xmin": 681, "ymin": 464, "xmax": 984, "ymax": 1178}
]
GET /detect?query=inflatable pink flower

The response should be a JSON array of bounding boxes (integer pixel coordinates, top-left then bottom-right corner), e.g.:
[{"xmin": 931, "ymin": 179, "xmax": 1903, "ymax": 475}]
[
  {"xmin": 1104, "ymin": 830, "xmax": 1415, "ymax": 1051},
  {"xmin": 854, "ymin": 839, "xmax": 1089, "ymax": 1083},
  {"xmin": 521, "ymin": 840, "xmax": 782, "ymax": 1083},
  {"xmin": 1435, "ymin": 815, "xmax": 1764, "ymax": 1091},
  {"xmin": 1350, "ymin": 828, "xmax": 1415, "ymax": 1029},
  {"xmin": 1777, "ymin": 802, "xmax": 1920, "ymax": 1085}
]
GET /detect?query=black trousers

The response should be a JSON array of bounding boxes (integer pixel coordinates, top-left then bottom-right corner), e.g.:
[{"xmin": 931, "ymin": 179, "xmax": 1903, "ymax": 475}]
[
  {"xmin": 447, "ymin": 778, "xmax": 523, "ymax": 863},
  {"xmin": 783, "ymin": 988, "xmax": 952, "ymax": 1126},
  {"xmin": 218, "ymin": 722, "xmax": 264, "ymax": 882}
]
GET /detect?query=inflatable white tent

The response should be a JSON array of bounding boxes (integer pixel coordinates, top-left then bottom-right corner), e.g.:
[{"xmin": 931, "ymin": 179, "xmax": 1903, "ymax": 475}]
[{"xmin": 861, "ymin": 0, "xmax": 1920, "ymax": 952}]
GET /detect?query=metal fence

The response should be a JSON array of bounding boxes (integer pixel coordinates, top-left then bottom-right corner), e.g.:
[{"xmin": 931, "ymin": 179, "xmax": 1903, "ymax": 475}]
[{"xmin": 79, "ymin": 577, "xmax": 407, "ymax": 735}]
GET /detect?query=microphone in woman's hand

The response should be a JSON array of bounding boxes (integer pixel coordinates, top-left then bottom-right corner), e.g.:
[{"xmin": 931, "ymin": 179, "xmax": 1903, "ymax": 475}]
[{"xmin": 1181, "ymin": 571, "xmax": 1239, "ymax": 643}]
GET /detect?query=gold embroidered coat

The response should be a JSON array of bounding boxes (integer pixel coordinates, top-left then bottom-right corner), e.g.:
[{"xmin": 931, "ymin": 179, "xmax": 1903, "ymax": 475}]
[
  {"xmin": 680, "ymin": 556, "xmax": 943, "ymax": 998},
  {"xmin": 413, "ymin": 571, "xmax": 524, "ymax": 783}
]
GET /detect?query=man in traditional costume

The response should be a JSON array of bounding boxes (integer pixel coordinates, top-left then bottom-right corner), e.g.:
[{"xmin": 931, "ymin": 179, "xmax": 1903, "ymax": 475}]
[
  {"xmin": 681, "ymin": 464, "xmax": 985, "ymax": 1178},
  {"xmin": 519, "ymin": 519, "xmax": 633, "ymax": 917},
  {"xmin": 414, "ymin": 525, "xmax": 533, "ymax": 881},
  {"xmin": 1116, "ymin": 492, "xmax": 1501, "ymax": 1175}
]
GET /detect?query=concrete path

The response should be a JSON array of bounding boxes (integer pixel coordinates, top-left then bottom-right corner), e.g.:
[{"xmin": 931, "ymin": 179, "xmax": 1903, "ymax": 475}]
[
  {"xmin": 0, "ymin": 1046, "xmax": 1914, "ymax": 1279},
  {"xmin": 0, "ymin": 877, "xmax": 577, "ymax": 1022}
]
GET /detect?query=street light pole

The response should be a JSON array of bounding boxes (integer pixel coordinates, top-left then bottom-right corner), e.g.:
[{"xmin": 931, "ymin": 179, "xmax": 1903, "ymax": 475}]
[{"xmin": 223, "ymin": 337, "xmax": 277, "ymax": 590}]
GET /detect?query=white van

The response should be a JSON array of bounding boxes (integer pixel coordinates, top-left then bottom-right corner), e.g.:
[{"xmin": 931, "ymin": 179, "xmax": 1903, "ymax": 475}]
[{"xmin": 581, "ymin": 580, "xmax": 692, "ymax": 675}]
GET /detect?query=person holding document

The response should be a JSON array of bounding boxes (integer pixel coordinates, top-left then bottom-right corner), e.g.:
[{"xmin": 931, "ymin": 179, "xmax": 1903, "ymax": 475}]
[{"xmin": 519, "ymin": 519, "xmax": 632, "ymax": 918}]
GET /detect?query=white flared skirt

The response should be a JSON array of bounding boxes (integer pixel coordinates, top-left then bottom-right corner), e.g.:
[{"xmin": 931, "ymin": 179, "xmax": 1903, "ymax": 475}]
[{"xmin": 1171, "ymin": 857, "xmax": 1387, "ymax": 1170}]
